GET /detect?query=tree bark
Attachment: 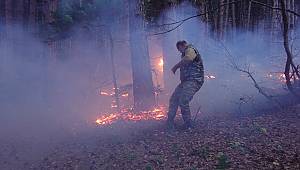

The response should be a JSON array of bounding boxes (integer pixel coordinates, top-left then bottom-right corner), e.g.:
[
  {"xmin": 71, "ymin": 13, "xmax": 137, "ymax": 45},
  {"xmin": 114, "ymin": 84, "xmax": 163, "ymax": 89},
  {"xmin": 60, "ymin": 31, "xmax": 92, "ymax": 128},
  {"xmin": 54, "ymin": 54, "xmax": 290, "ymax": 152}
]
[{"xmin": 128, "ymin": 0, "xmax": 155, "ymax": 111}]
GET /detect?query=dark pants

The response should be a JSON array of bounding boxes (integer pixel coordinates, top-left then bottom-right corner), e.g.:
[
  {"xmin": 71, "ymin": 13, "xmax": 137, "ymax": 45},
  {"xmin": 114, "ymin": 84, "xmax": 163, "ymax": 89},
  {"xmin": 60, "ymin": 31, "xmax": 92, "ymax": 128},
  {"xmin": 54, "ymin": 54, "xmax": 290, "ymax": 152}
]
[{"xmin": 167, "ymin": 80, "xmax": 203, "ymax": 124}]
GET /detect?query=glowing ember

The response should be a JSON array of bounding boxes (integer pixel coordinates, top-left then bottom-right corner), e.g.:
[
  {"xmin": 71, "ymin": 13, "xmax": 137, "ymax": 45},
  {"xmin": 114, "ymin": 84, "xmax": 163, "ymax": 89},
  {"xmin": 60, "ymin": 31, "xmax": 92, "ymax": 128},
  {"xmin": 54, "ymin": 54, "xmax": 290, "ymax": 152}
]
[
  {"xmin": 100, "ymin": 91, "xmax": 111, "ymax": 96},
  {"xmin": 95, "ymin": 106, "xmax": 167, "ymax": 126},
  {"xmin": 205, "ymin": 75, "xmax": 216, "ymax": 79},
  {"xmin": 158, "ymin": 58, "xmax": 164, "ymax": 67},
  {"xmin": 121, "ymin": 93, "xmax": 129, "ymax": 97},
  {"xmin": 96, "ymin": 113, "xmax": 118, "ymax": 125},
  {"xmin": 266, "ymin": 72, "xmax": 288, "ymax": 83}
]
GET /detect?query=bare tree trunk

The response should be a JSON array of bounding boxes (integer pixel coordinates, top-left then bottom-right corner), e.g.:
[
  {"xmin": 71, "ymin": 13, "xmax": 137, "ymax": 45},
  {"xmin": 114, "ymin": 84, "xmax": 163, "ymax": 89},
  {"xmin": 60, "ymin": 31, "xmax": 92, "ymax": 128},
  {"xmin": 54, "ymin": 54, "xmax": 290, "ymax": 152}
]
[
  {"xmin": 291, "ymin": 0, "xmax": 295, "ymax": 27},
  {"xmin": 108, "ymin": 29, "xmax": 121, "ymax": 112},
  {"xmin": 231, "ymin": 0, "xmax": 236, "ymax": 37},
  {"xmin": 205, "ymin": 0, "xmax": 209, "ymax": 36},
  {"xmin": 247, "ymin": 0, "xmax": 252, "ymax": 31},
  {"xmin": 173, "ymin": 5, "xmax": 182, "ymax": 39},
  {"xmin": 0, "ymin": 0, "xmax": 6, "ymax": 39},
  {"xmin": 29, "ymin": 0, "xmax": 37, "ymax": 31},
  {"xmin": 271, "ymin": 0, "xmax": 279, "ymax": 42},
  {"xmin": 15, "ymin": 0, "xmax": 24, "ymax": 24},
  {"xmin": 290, "ymin": 0, "xmax": 295, "ymax": 37},
  {"xmin": 224, "ymin": 0, "xmax": 229, "ymax": 39},
  {"xmin": 218, "ymin": 0, "xmax": 224, "ymax": 39},
  {"xmin": 128, "ymin": 0, "xmax": 155, "ymax": 111},
  {"xmin": 5, "ymin": 0, "xmax": 12, "ymax": 26},
  {"xmin": 162, "ymin": 13, "xmax": 172, "ymax": 97},
  {"xmin": 0, "ymin": 1, "xmax": 5, "ymax": 20},
  {"xmin": 279, "ymin": 0, "xmax": 300, "ymax": 99},
  {"xmin": 23, "ymin": 0, "xmax": 30, "ymax": 31}
]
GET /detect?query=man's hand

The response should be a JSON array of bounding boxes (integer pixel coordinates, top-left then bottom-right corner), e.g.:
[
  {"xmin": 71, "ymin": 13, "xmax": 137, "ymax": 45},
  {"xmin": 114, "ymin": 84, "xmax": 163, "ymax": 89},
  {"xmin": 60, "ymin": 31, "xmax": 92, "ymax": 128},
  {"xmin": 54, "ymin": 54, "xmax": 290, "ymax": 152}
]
[
  {"xmin": 171, "ymin": 66, "xmax": 178, "ymax": 74},
  {"xmin": 172, "ymin": 59, "xmax": 191, "ymax": 74}
]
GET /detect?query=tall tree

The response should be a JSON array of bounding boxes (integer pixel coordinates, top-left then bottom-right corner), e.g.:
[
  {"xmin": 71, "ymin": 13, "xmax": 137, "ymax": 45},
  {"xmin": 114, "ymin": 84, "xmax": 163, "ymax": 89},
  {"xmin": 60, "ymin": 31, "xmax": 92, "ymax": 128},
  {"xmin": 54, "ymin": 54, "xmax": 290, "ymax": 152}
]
[
  {"xmin": 279, "ymin": 0, "xmax": 300, "ymax": 98},
  {"xmin": 5, "ymin": 0, "xmax": 12, "ymax": 26},
  {"xmin": 108, "ymin": 29, "xmax": 121, "ymax": 112},
  {"xmin": 128, "ymin": 0, "xmax": 156, "ymax": 111},
  {"xmin": 0, "ymin": 0, "xmax": 6, "ymax": 38}
]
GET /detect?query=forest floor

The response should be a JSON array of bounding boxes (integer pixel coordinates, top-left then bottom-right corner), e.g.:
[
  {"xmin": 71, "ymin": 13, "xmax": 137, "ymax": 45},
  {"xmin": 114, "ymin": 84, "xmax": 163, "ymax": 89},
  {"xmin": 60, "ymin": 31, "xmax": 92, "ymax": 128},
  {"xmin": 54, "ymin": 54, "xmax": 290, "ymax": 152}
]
[{"xmin": 37, "ymin": 106, "xmax": 300, "ymax": 170}]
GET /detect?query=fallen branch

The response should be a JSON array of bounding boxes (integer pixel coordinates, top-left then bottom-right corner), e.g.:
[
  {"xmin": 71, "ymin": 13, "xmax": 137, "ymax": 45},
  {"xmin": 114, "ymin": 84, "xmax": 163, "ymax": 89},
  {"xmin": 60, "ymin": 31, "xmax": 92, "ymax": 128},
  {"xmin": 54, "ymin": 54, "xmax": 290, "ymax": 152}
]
[
  {"xmin": 235, "ymin": 95, "xmax": 255, "ymax": 115},
  {"xmin": 221, "ymin": 42, "xmax": 283, "ymax": 109}
]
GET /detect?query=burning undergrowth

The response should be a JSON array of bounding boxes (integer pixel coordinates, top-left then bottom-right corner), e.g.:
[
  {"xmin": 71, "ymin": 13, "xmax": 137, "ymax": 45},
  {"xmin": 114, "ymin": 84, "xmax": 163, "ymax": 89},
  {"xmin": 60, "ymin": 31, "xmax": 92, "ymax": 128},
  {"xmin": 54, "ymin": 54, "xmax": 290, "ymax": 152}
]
[
  {"xmin": 95, "ymin": 106, "xmax": 167, "ymax": 126},
  {"xmin": 94, "ymin": 70, "xmax": 294, "ymax": 127},
  {"xmin": 95, "ymin": 74, "xmax": 218, "ymax": 126}
]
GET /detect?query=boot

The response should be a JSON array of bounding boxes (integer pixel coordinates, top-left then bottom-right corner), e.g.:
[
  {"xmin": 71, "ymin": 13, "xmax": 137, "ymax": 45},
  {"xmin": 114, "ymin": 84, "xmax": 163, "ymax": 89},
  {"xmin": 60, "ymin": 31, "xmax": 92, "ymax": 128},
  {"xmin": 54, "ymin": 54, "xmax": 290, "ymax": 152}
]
[
  {"xmin": 166, "ymin": 119, "xmax": 175, "ymax": 131},
  {"xmin": 183, "ymin": 120, "xmax": 195, "ymax": 130}
]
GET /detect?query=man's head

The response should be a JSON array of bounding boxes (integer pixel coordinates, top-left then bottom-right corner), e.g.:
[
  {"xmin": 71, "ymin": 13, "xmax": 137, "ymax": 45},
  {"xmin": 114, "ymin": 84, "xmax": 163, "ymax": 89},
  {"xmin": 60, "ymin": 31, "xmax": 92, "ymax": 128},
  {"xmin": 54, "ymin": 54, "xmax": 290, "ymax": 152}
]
[{"xmin": 176, "ymin": 40, "xmax": 188, "ymax": 53}]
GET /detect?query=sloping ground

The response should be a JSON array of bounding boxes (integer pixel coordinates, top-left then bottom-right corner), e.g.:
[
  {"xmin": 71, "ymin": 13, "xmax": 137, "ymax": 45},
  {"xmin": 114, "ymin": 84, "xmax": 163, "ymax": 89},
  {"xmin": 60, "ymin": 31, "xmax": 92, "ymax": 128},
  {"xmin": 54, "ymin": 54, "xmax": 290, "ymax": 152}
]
[{"xmin": 38, "ymin": 106, "xmax": 300, "ymax": 170}]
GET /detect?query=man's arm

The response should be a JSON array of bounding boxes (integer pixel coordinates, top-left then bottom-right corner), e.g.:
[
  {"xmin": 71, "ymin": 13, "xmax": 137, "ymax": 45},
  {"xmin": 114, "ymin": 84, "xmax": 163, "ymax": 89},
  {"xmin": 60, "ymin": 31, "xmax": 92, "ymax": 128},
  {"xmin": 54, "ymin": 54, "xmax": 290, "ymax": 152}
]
[
  {"xmin": 171, "ymin": 60, "xmax": 192, "ymax": 74},
  {"xmin": 171, "ymin": 47, "xmax": 197, "ymax": 74}
]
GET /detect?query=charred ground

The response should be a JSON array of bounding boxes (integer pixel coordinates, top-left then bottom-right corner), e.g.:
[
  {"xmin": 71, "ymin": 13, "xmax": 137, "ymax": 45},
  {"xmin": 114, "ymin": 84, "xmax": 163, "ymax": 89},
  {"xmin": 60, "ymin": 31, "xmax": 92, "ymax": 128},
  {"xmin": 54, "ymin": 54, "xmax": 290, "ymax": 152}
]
[{"xmin": 36, "ymin": 106, "xmax": 300, "ymax": 170}]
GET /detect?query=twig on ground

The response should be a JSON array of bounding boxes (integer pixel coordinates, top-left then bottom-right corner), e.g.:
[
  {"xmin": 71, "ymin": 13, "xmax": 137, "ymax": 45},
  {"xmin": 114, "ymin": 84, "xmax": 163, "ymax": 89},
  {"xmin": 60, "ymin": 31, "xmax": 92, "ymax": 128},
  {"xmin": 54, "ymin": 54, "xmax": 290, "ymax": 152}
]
[{"xmin": 193, "ymin": 105, "xmax": 202, "ymax": 122}]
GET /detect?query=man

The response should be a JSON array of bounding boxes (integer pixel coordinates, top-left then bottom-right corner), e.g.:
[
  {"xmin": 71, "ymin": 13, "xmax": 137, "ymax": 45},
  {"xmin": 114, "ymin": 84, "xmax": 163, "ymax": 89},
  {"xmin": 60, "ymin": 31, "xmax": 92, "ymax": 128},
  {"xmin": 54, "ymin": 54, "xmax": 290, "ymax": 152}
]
[{"xmin": 167, "ymin": 40, "xmax": 204, "ymax": 130}]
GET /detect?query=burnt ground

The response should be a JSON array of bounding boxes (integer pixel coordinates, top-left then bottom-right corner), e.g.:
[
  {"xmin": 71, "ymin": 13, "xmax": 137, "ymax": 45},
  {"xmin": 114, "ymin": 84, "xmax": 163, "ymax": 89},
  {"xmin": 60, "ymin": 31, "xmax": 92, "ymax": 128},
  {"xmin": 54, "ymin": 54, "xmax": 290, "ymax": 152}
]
[{"xmin": 36, "ymin": 106, "xmax": 300, "ymax": 170}]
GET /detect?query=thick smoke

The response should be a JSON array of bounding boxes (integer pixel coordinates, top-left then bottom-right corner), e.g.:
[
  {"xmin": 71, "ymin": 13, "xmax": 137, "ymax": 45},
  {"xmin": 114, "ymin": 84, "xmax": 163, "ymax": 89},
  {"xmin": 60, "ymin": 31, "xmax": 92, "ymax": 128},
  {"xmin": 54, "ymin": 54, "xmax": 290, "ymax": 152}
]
[
  {"xmin": 159, "ymin": 2, "xmax": 300, "ymax": 116},
  {"xmin": 0, "ymin": 24, "xmax": 105, "ymax": 168},
  {"xmin": 0, "ymin": 1, "xmax": 138, "ymax": 168}
]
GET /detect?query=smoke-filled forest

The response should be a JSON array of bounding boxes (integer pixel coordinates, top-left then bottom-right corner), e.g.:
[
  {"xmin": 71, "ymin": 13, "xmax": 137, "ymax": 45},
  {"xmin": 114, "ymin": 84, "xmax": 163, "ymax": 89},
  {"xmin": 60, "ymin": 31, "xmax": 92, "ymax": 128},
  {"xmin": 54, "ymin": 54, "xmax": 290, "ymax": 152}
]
[{"xmin": 0, "ymin": 0, "xmax": 300, "ymax": 169}]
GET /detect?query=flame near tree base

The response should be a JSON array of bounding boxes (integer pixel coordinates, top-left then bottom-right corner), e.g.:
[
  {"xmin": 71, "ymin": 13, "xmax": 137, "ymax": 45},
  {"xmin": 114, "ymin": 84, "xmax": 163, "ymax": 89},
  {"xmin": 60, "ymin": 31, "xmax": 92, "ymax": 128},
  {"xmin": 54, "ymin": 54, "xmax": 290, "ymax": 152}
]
[
  {"xmin": 95, "ymin": 106, "xmax": 167, "ymax": 126},
  {"xmin": 95, "ymin": 73, "xmax": 218, "ymax": 126}
]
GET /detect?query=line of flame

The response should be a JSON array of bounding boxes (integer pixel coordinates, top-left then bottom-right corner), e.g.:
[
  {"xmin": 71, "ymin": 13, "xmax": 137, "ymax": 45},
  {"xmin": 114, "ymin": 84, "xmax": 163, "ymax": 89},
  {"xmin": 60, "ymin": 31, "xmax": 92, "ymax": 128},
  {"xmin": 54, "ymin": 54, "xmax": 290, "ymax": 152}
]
[{"xmin": 95, "ymin": 106, "xmax": 166, "ymax": 126}]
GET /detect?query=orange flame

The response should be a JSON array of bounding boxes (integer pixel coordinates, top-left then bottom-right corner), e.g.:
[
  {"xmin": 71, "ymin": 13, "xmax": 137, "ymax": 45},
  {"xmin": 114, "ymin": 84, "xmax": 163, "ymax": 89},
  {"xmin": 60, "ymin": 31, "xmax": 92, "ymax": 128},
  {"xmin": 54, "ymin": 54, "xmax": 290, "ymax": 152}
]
[
  {"xmin": 95, "ymin": 106, "xmax": 167, "ymax": 126},
  {"xmin": 158, "ymin": 58, "xmax": 164, "ymax": 67},
  {"xmin": 266, "ymin": 73, "xmax": 288, "ymax": 83},
  {"xmin": 96, "ymin": 113, "xmax": 118, "ymax": 125},
  {"xmin": 121, "ymin": 93, "xmax": 129, "ymax": 97},
  {"xmin": 100, "ymin": 91, "xmax": 110, "ymax": 96}
]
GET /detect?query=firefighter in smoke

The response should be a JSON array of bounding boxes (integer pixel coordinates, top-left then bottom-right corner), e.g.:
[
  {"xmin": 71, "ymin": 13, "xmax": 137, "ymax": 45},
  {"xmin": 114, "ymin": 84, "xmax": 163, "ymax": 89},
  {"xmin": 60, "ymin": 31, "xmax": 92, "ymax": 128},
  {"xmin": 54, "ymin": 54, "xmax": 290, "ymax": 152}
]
[{"xmin": 167, "ymin": 40, "xmax": 204, "ymax": 130}]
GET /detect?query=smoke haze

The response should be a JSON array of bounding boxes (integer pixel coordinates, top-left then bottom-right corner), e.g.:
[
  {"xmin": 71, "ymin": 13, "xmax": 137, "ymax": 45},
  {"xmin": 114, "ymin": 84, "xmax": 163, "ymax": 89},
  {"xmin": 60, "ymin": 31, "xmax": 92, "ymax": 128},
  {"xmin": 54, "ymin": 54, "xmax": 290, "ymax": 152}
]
[
  {"xmin": 159, "ymin": 2, "xmax": 300, "ymax": 116},
  {"xmin": 0, "ymin": 0, "xmax": 299, "ymax": 169}
]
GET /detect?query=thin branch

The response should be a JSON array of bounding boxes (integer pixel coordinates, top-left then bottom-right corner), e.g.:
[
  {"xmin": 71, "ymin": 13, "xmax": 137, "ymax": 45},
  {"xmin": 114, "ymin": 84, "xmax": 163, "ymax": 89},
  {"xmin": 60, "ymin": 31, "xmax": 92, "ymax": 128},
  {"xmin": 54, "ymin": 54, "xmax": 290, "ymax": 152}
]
[
  {"xmin": 156, "ymin": 0, "xmax": 242, "ymax": 27},
  {"xmin": 251, "ymin": 0, "xmax": 300, "ymax": 17},
  {"xmin": 151, "ymin": 21, "xmax": 184, "ymax": 36},
  {"xmin": 193, "ymin": 105, "xmax": 202, "ymax": 122},
  {"xmin": 151, "ymin": 0, "xmax": 300, "ymax": 36},
  {"xmin": 220, "ymin": 42, "xmax": 283, "ymax": 108}
]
